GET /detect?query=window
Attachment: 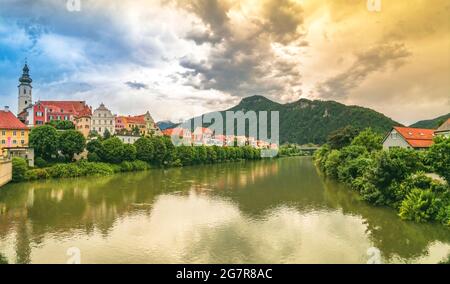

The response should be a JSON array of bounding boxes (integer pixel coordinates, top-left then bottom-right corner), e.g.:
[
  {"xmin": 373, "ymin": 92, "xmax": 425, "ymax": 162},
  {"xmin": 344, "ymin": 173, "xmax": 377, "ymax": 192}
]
[
  {"xmin": 21, "ymin": 140, "xmax": 24, "ymax": 145},
  {"xmin": 13, "ymin": 131, "xmax": 16, "ymax": 136},
  {"xmin": 25, "ymin": 100, "xmax": 28, "ymax": 105},
  {"xmin": 24, "ymin": 89, "xmax": 26, "ymax": 94},
  {"xmin": 1, "ymin": 131, "xmax": 5, "ymax": 135},
  {"xmin": 36, "ymin": 112, "xmax": 43, "ymax": 116},
  {"xmin": 21, "ymin": 131, "xmax": 25, "ymax": 136},
  {"xmin": 1, "ymin": 140, "xmax": 5, "ymax": 144},
  {"xmin": 49, "ymin": 116, "xmax": 53, "ymax": 120},
  {"xmin": 13, "ymin": 140, "xmax": 17, "ymax": 144},
  {"xmin": 37, "ymin": 121, "xmax": 43, "ymax": 125}
]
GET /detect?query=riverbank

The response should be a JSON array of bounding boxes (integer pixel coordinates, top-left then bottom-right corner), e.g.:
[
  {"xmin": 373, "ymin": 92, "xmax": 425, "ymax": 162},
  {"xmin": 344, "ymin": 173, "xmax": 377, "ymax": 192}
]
[
  {"xmin": 314, "ymin": 129, "xmax": 450, "ymax": 227},
  {"xmin": 11, "ymin": 148, "xmax": 264, "ymax": 183}
]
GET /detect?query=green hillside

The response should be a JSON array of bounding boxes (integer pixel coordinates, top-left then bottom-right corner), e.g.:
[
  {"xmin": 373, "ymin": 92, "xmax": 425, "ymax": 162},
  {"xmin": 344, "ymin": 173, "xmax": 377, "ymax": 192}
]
[
  {"xmin": 410, "ymin": 113, "xmax": 450, "ymax": 129},
  {"xmin": 186, "ymin": 95, "xmax": 402, "ymax": 145}
]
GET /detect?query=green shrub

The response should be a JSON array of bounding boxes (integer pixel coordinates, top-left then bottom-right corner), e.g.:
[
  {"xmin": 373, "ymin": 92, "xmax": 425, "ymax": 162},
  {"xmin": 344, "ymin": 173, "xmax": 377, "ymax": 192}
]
[
  {"xmin": 324, "ymin": 150, "xmax": 341, "ymax": 178},
  {"xmin": 399, "ymin": 189, "xmax": 441, "ymax": 223},
  {"xmin": 34, "ymin": 157, "xmax": 48, "ymax": 168},
  {"xmin": 25, "ymin": 168, "xmax": 49, "ymax": 180},
  {"xmin": 427, "ymin": 137, "xmax": 450, "ymax": 183},
  {"xmin": 12, "ymin": 157, "xmax": 28, "ymax": 182}
]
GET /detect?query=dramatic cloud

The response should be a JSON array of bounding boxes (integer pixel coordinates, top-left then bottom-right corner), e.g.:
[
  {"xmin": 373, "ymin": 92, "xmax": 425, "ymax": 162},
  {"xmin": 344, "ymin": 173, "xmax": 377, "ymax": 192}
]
[
  {"xmin": 125, "ymin": 81, "xmax": 149, "ymax": 90},
  {"xmin": 316, "ymin": 43, "xmax": 412, "ymax": 100},
  {"xmin": 175, "ymin": 0, "xmax": 306, "ymax": 100},
  {"xmin": 0, "ymin": 0, "xmax": 448, "ymax": 124}
]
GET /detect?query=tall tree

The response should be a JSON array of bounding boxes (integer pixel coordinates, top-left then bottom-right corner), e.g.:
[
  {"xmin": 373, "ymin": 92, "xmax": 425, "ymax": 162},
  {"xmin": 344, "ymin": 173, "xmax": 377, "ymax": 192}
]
[
  {"xmin": 327, "ymin": 126, "xmax": 359, "ymax": 149},
  {"xmin": 59, "ymin": 130, "xmax": 86, "ymax": 161},
  {"xmin": 29, "ymin": 125, "xmax": 59, "ymax": 160}
]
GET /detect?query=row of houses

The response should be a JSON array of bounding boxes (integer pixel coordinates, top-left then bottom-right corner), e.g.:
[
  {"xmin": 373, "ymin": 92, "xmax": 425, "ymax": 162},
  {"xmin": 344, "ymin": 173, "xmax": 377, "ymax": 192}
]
[
  {"xmin": 18, "ymin": 101, "xmax": 162, "ymax": 139},
  {"xmin": 382, "ymin": 120, "xmax": 450, "ymax": 150},
  {"xmin": 162, "ymin": 127, "xmax": 277, "ymax": 149}
]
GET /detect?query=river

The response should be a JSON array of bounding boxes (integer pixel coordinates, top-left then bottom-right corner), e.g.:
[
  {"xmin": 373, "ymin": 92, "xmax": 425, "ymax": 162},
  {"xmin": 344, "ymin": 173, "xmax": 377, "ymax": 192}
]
[{"xmin": 0, "ymin": 157, "xmax": 449, "ymax": 264}]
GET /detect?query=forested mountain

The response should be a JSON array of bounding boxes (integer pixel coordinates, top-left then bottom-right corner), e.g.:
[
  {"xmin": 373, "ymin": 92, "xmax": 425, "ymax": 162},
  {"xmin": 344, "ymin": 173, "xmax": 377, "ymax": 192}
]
[
  {"xmin": 186, "ymin": 95, "xmax": 402, "ymax": 145},
  {"xmin": 156, "ymin": 120, "xmax": 178, "ymax": 130},
  {"xmin": 410, "ymin": 113, "xmax": 450, "ymax": 129}
]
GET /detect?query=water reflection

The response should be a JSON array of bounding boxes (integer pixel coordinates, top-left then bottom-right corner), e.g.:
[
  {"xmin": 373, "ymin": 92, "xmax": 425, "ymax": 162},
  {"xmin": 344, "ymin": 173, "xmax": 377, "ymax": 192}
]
[{"xmin": 0, "ymin": 158, "xmax": 448, "ymax": 263}]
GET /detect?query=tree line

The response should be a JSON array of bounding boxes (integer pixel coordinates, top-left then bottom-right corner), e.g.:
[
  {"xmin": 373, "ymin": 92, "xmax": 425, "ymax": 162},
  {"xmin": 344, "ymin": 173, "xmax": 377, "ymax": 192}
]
[{"xmin": 12, "ymin": 125, "xmax": 262, "ymax": 182}]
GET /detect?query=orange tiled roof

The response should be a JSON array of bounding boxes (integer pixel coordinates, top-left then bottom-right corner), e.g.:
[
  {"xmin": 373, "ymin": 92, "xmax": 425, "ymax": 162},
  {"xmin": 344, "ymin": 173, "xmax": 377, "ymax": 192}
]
[
  {"xmin": 0, "ymin": 111, "xmax": 28, "ymax": 130},
  {"xmin": 117, "ymin": 115, "xmax": 146, "ymax": 125},
  {"xmin": 162, "ymin": 127, "xmax": 189, "ymax": 137},
  {"xmin": 394, "ymin": 127, "xmax": 435, "ymax": 148},
  {"xmin": 39, "ymin": 101, "xmax": 92, "ymax": 117}
]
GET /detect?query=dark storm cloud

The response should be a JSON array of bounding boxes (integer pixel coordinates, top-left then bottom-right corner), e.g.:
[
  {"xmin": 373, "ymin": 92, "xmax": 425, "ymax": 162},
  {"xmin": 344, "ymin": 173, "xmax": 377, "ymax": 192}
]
[
  {"xmin": 316, "ymin": 43, "xmax": 412, "ymax": 100},
  {"xmin": 173, "ymin": 0, "xmax": 306, "ymax": 98},
  {"xmin": 125, "ymin": 81, "xmax": 149, "ymax": 90}
]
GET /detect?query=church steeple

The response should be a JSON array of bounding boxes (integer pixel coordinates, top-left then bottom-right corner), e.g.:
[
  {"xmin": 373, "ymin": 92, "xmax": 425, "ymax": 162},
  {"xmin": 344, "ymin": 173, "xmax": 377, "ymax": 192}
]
[
  {"xmin": 19, "ymin": 60, "xmax": 32, "ymax": 85},
  {"xmin": 18, "ymin": 60, "xmax": 33, "ymax": 114}
]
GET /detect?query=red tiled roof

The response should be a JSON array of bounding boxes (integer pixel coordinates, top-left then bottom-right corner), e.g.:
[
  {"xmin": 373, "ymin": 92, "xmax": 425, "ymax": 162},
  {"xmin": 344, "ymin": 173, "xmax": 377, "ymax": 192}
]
[
  {"xmin": 394, "ymin": 127, "xmax": 435, "ymax": 148},
  {"xmin": 162, "ymin": 128, "xmax": 189, "ymax": 137},
  {"xmin": 38, "ymin": 101, "xmax": 92, "ymax": 117},
  {"xmin": 0, "ymin": 111, "xmax": 28, "ymax": 130}
]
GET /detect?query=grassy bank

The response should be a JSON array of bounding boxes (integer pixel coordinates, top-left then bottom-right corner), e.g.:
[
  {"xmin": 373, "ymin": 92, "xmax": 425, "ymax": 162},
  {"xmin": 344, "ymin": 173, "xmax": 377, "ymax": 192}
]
[{"xmin": 314, "ymin": 129, "xmax": 450, "ymax": 227}]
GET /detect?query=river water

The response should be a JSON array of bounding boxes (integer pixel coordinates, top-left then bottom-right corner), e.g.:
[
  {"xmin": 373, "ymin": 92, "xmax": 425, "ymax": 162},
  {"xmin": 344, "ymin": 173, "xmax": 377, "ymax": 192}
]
[{"xmin": 0, "ymin": 157, "xmax": 449, "ymax": 264}]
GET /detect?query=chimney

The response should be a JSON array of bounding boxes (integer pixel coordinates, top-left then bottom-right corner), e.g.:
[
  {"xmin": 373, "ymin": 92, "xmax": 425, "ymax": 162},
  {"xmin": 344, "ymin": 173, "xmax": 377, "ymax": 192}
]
[{"xmin": 4, "ymin": 106, "xmax": 9, "ymax": 112}]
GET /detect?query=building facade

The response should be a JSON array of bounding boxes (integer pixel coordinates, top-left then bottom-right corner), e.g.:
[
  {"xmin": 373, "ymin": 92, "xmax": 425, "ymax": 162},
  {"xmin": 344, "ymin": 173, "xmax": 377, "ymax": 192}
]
[
  {"xmin": 0, "ymin": 109, "xmax": 30, "ymax": 156},
  {"xmin": 91, "ymin": 103, "xmax": 115, "ymax": 137},
  {"xmin": 435, "ymin": 118, "xmax": 450, "ymax": 138},
  {"xmin": 383, "ymin": 127, "xmax": 435, "ymax": 150},
  {"xmin": 115, "ymin": 111, "xmax": 161, "ymax": 136}
]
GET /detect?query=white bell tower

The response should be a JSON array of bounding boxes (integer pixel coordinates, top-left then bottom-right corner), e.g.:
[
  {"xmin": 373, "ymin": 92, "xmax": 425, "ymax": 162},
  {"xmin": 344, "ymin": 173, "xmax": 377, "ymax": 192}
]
[{"xmin": 18, "ymin": 61, "xmax": 33, "ymax": 114}]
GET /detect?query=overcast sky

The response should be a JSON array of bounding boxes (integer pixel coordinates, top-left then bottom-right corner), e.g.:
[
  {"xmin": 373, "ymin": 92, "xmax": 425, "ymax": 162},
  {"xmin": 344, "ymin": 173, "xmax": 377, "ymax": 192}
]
[{"xmin": 0, "ymin": 0, "xmax": 448, "ymax": 125}]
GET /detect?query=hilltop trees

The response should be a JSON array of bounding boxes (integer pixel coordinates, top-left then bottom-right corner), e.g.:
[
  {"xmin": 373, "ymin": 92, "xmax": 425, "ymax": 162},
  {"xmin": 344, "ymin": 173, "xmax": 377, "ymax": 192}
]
[{"xmin": 327, "ymin": 126, "xmax": 359, "ymax": 150}]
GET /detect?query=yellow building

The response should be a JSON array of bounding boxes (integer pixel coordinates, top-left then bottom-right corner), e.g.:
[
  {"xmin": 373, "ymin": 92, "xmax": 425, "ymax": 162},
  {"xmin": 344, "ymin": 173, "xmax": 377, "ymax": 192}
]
[
  {"xmin": 0, "ymin": 109, "xmax": 30, "ymax": 156},
  {"xmin": 74, "ymin": 115, "xmax": 91, "ymax": 138}
]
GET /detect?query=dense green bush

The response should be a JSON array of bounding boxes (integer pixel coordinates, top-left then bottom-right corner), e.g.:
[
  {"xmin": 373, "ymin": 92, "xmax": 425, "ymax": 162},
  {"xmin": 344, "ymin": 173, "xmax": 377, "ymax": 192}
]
[
  {"xmin": 34, "ymin": 157, "xmax": 48, "ymax": 168},
  {"xmin": 20, "ymin": 161, "xmax": 143, "ymax": 181},
  {"xmin": 427, "ymin": 137, "xmax": 450, "ymax": 183},
  {"xmin": 12, "ymin": 157, "xmax": 28, "ymax": 182},
  {"xmin": 399, "ymin": 189, "xmax": 441, "ymax": 223}
]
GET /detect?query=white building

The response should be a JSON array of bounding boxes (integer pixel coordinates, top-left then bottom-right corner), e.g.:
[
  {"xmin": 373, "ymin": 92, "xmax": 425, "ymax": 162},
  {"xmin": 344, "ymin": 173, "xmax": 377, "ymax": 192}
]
[
  {"xmin": 117, "ymin": 135, "xmax": 141, "ymax": 144},
  {"xmin": 435, "ymin": 118, "xmax": 450, "ymax": 138},
  {"xmin": 382, "ymin": 127, "xmax": 435, "ymax": 150},
  {"xmin": 91, "ymin": 103, "xmax": 115, "ymax": 136}
]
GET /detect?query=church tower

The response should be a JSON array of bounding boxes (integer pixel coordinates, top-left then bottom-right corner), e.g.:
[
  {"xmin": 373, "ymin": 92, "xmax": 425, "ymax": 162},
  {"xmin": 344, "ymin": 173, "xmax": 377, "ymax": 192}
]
[{"xmin": 18, "ymin": 61, "xmax": 32, "ymax": 114}]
